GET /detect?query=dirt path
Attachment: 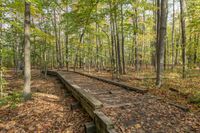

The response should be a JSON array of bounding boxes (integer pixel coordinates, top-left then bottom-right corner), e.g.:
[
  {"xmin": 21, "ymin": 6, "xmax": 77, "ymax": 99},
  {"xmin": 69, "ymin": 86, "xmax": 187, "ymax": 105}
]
[
  {"xmin": 0, "ymin": 71, "xmax": 91, "ymax": 133},
  {"xmin": 59, "ymin": 71, "xmax": 200, "ymax": 133}
]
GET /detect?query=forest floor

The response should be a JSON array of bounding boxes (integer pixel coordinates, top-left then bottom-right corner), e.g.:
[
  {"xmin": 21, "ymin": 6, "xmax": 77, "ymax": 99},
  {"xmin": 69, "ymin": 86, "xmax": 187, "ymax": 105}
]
[
  {"xmin": 0, "ymin": 70, "xmax": 91, "ymax": 133},
  {"xmin": 0, "ymin": 68, "xmax": 199, "ymax": 132},
  {"xmin": 58, "ymin": 70, "xmax": 200, "ymax": 133},
  {"xmin": 78, "ymin": 67, "xmax": 200, "ymax": 112}
]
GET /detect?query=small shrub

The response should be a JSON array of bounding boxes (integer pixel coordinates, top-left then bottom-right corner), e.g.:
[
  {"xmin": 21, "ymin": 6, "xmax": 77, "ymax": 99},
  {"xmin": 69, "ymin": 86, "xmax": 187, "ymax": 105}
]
[
  {"xmin": 0, "ymin": 92, "xmax": 23, "ymax": 108},
  {"xmin": 189, "ymin": 92, "xmax": 200, "ymax": 106},
  {"xmin": 0, "ymin": 98, "xmax": 8, "ymax": 106}
]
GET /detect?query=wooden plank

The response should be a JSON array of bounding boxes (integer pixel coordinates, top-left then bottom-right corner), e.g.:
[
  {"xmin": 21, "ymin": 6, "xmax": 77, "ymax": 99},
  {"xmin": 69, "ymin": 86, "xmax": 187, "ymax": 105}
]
[
  {"xmin": 46, "ymin": 70, "xmax": 117, "ymax": 133},
  {"xmin": 94, "ymin": 111, "xmax": 116, "ymax": 133},
  {"xmin": 73, "ymin": 71, "xmax": 148, "ymax": 94}
]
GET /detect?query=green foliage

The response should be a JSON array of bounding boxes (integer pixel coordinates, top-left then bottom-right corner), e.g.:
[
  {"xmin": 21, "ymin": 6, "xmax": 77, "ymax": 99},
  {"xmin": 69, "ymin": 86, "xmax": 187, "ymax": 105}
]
[
  {"xmin": 187, "ymin": 0, "xmax": 200, "ymax": 33},
  {"xmin": 189, "ymin": 92, "xmax": 200, "ymax": 106},
  {"xmin": 0, "ymin": 92, "xmax": 23, "ymax": 108}
]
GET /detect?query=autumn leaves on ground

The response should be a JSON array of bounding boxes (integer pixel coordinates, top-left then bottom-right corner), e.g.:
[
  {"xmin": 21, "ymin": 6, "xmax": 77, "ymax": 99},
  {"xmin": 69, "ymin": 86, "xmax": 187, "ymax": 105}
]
[
  {"xmin": 0, "ymin": 68, "xmax": 199, "ymax": 132},
  {"xmin": 0, "ymin": 70, "xmax": 91, "ymax": 132}
]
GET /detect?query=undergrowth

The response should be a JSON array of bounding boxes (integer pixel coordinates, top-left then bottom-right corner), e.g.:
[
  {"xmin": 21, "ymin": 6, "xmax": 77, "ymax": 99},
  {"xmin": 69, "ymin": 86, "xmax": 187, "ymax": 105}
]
[
  {"xmin": 0, "ymin": 91, "xmax": 23, "ymax": 109},
  {"xmin": 189, "ymin": 92, "xmax": 200, "ymax": 106}
]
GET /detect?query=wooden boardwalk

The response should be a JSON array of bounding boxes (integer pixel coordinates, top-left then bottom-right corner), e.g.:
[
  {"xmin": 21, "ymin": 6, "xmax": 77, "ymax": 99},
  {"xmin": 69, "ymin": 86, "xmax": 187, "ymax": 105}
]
[{"xmin": 47, "ymin": 70, "xmax": 200, "ymax": 133}]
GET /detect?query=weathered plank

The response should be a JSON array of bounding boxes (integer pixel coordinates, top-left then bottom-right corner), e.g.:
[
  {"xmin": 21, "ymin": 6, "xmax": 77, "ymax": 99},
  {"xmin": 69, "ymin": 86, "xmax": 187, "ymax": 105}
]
[
  {"xmin": 73, "ymin": 71, "xmax": 148, "ymax": 94},
  {"xmin": 85, "ymin": 122, "xmax": 96, "ymax": 133},
  {"xmin": 94, "ymin": 111, "xmax": 116, "ymax": 133},
  {"xmin": 45, "ymin": 70, "xmax": 117, "ymax": 133}
]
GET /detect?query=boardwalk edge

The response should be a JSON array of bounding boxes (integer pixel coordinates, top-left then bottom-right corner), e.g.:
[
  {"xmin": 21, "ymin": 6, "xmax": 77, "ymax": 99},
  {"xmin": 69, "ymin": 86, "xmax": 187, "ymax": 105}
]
[{"xmin": 45, "ymin": 70, "xmax": 117, "ymax": 133}]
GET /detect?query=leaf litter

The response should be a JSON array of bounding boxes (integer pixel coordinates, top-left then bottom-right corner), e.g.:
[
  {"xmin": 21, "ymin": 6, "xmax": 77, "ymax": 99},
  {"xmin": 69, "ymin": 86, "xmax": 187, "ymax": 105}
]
[{"xmin": 0, "ymin": 70, "xmax": 91, "ymax": 133}]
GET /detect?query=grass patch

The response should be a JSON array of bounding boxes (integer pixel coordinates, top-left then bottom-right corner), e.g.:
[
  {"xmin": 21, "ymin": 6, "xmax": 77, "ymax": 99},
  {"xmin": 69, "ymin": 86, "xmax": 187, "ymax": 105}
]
[{"xmin": 0, "ymin": 92, "xmax": 23, "ymax": 108}]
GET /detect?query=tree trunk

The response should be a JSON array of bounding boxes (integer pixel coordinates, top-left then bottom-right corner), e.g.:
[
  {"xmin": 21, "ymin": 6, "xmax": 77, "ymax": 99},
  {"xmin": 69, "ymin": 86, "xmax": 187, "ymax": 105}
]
[
  {"xmin": 156, "ymin": 0, "xmax": 168, "ymax": 87},
  {"xmin": 53, "ymin": 9, "xmax": 61, "ymax": 68},
  {"xmin": 180, "ymin": 0, "xmax": 187, "ymax": 78},
  {"xmin": 171, "ymin": 0, "xmax": 175, "ymax": 70},
  {"xmin": 175, "ymin": 26, "xmax": 181, "ymax": 65},
  {"xmin": 96, "ymin": 23, "xmax": 99, "ymax": 71},
  {"xmin": 164, "ymin": 3, "xmax": 168, "ymax": 70},
  {"xmin": 65, "ymin": 34, "xmax": 69, "ymax": 71},
  {"xmin": 114, "ymin": 4, "xmax": 122, "ymax": 75},
  {"xmin": 23, "ymin": 2, "xmax": 31, "ymax": 100},
  {"xmin": 74, "ymin": 32, "xmax": 84, "ymax": 71},
  {"xmin": 156, "ymin": 0, "xmax": 160, "ymax": 71},
  {"xmin": 109, "ymin": 2, "xmax": 115, "ymax": 79},
  {"xmin": 58, "ymin": 23, "xmax": 62, "ymax": 67},
  {"xmin": 151, "ymin": 0, "xmax": 157, "ymax": 69},
  {"xmin": 0, "ymin": 11, "xmax": 3, "ymax": 98},
  {"xmin": 194, "ymin": 34, "xmax": 199, "ymax": 64},
  {"xmin": 120, "ymin": 3, "xmax": 126, "ymax": 74},
  {"xmin": 134, "ymin": 7, "xmax": 139, "ymax": 71}
]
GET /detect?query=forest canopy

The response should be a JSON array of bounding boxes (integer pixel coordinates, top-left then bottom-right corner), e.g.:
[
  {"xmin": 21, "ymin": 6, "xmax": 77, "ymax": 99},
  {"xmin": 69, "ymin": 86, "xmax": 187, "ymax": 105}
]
[{"xmin": 0, "ymin": 0, "xmax": 200, "ymax": 99}]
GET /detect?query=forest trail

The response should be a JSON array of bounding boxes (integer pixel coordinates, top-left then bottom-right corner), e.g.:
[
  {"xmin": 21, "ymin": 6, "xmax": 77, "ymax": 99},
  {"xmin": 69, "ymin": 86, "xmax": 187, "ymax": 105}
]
[
  {"xmin": 57, "ymin": 70, "xmax": 200, "ymax": 133},
  {"xmin": 0, "ymin": 71, "xmax": 91, "ymax": 133}
]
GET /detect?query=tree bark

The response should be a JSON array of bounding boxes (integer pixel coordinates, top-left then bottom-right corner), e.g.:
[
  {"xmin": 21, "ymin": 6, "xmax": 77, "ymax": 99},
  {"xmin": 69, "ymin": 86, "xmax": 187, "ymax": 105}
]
[
  {"xmin": 23, "ymin": 2, "xmax": 31, "ymax": 100},
  {"xmin": 120, "ymin": 3, "xmax": 126, "ymax": 74},
  {"xmin": 114, "ymin": 3, "xmax": 122, "ymax": 75},
  {"xmin": 156, "ymin": 0, "xmax": 168, "ymax": 87},
  {"xmin": 53, "ymin": 9, "xmax": 62, "ymax": 68},
  {"xmin": 194, "ymin": 34, "xmax": 199, "ymax": 64},
  {"xmin": 156, "ymin": 0, "xmax": 160, "ymax": 71},
  {"xmin": 0, "ymin": 10, "xmax": 3, "ymax": 98},
  {"xmin": 171, "ymin": 0, "xmax": 175, "ymax": 70},
  {"xmin": 134, "ymin": 7, "xmax": 139, "ymax": 71},
  {"xmin": 180, "ymin": 0, "xmax": 187, "ymax": 78},
  {"xmin": 96, "ymin": 23, "xmax": 99, "ymax": 71},
  {"xmin": 109, "ymin": 2, "xmax": 115, "ymax": 79}
]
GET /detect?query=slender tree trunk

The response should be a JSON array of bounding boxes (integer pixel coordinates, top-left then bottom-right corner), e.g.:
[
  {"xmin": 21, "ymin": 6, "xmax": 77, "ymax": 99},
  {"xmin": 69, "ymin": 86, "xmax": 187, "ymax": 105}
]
[
  {"xmin": 109, "ymin": 2, "xmax": 115, "ymax": 79},
  {"xmin": 23, "ymin": 2, "xmax": 31, "ymax": 100},
  {"xmin": 194, "ymin": 34, "xmax": 199, "ymax": 64},
  {"xmin": 156, "ymin": 0, "xmax": 161, "ymax": 72},
  {"xmin": 43, "ymin": 24, "xmax": 48, "ymax": 79},
  {"xmin": 65, "ymin": 4, "xmax": 69, "ymax": 71},
  {"xmin": 114, "ymin": 4, "xmax": 122, "ymax": 75},
  {"xmin": 151, "ymin": 0, "xmax": 157, "ymax": 68},
  {"xmin": 112, "ymin": 3, "xmax": 118, "ymax": 76},
  {"xmin": 74, "ymin": 32, "xmax": 84, "ymax": 71},
  {"xmin": 96, "ymin": 23, "xmax": 99, "ymax": 71},
  {"xmin": 164, "ymin": 3, "xmax": 168, "ymax": 70},
  {"xmin": 180, "ymin": 0, "xmax": 187, "ymax": 78},
  {"xmin": 65, "ymin": 35, "xmax": 69, "ymax": 71},
  {"xmin": 58, "ymin": 23, "xmax": 62, "ymax": 67},
  {"xmin": 175, "ymin": 24, "xmax": 181, "ymax": 65},
  {"xmin": 120, "ymin": 3, "xmax": 126, "ymax": 74},
  {"xmin": 53, "ymin": 9, "xmax": 61, "ymax": 68},
  {"xmin": 134, "ymin": 8, "xmax": 139, "ymax": 71},
  {"xmin": 0, "ymin": 10, "xmax": 3, "ymax": 97},
  {"xmin": 15, "ymin": 32, "xmax": 20, "ymax": 74},
  {"xmin": 141, "ymin": 9, "xmax": 146, "ymax": 70},
  {"xmin": 156, "ymin": 0, "xmax": 168, "ymax": 87},
  {"xmin": 171, "ymin": 0, "xmax": 175, "ymax": 70}
]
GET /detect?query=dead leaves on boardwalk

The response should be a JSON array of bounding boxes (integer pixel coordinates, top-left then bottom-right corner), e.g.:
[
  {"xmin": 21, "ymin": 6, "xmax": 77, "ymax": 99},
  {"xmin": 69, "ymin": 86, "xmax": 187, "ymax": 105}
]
[
  {"xmin": 0, "ymin": 71, "xmax": 91, "ymax": 133},
  {"xmin": 66, "ymin": 70, "xmax": 200, "ymax": 133},
  {"xmin": 102, "ymin": 98, "xmax": 200, "ymax": 133}
]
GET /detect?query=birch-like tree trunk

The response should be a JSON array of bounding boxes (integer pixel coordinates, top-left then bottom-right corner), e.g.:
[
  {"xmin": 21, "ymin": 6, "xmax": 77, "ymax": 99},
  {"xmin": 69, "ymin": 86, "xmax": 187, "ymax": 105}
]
[{"xmin": 23, "ymin": 1, "xmax": 31, "ymax": 100}]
